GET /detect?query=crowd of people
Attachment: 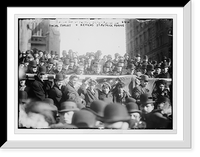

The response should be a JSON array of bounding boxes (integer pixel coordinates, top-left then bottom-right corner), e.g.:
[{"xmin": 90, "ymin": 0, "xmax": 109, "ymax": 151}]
[{"xmin": 18, "ymin": 48, "xmax": 172, "ymax": 129}]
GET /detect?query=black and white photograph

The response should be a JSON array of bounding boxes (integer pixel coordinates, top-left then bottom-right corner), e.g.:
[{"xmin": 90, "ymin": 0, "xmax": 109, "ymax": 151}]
[
  {"xmin": 3, "ymin": 3, "xmax": 192, "ymax": 150},
  {"xmin": 18, "ymin": 17, "xmax": 173, "ymax": 130}
]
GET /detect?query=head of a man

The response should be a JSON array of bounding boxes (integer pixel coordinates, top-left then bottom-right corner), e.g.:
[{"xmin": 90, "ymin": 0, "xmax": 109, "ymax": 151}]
[
  {"xmin": 69, "ymin": 75, "xmax": 79, "ymax": 87},
  {"xmin": 140, "ymin": 75, "xmax": 149, "ymax": 87}
]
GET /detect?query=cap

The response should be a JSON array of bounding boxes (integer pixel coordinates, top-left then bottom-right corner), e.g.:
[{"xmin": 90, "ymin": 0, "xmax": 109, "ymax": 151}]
[{"xmin": 101, "ymin": 82, "xmax": 111, "ymax": 89}]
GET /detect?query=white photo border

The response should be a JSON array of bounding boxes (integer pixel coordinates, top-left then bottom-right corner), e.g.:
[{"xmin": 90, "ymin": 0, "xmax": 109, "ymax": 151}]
[{"xmin": 3, "ymin": 2, "xmax": 191, "ymax": 149}]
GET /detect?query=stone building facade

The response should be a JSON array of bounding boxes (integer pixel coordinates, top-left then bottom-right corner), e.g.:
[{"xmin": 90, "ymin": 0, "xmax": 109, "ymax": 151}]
[
  {"xmin": 125, "ymin": 19, "xmax": 173, "ymax": 62},
  {"xmin": 18, "ymin": 18, "xmax": 60, "ymax": 56}
]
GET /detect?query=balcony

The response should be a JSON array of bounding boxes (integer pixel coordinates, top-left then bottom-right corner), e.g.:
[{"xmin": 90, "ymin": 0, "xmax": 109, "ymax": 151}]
[{"xmin": 30, "ymin": 36, "xmax": 46, "ymax": 45}]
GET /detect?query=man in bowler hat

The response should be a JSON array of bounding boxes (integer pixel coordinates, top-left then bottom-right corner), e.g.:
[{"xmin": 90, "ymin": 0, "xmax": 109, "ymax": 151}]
[
  {"xmin": 103, "ymin": 103, "xmax": 131, "ymax": 129},
  {"xmin": 48, "ymin": 73, "xmax": 64, "ymax": 109},
  {"xmin": 29, "ymin": 66, "xmax": 52, "ymax": 101}
]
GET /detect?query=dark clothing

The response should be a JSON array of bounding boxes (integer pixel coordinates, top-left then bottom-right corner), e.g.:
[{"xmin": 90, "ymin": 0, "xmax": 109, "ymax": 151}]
[
  {"xmin": 78, "ymin": 87, "xmax": 99, "ymax": 108},
  {"xmin": 60, "ymin": 83, "xmax": 84, "ymax": 109},
  {"xmin": 143, "ymin": 109, "xmax": 172, "ymax": 129},
  {"xmin": 132, "ymin": 85, "xmax": 150, "ymax": 100},
  {"xmin": 113, "ymin": 90, "xmax": 129, "ymax": 104},
  {"xmin": 48, "ymin": 84, "xmax": 63, "ymax": 109},
  {"xmin": 98, "ymin": 90, "xmax": 113, "ymax": 103},
  {"xmin": 152, "ymin": 89, "xmax": 170, "ymax": 101},
  {"xmin": 156, "ymin": 72, "xmax": 171, "ymax": 78},
  {"xmin": 29, "ymin": 76, "xmax": 52, "ymax": 101}
]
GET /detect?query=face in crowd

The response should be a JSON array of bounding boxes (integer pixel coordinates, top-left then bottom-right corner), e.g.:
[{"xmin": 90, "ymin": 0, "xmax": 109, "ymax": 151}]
[
  {"xmin": 140, "ymin": 79, "xmax": 148, "ymax": 88},
  {"xmin": 38, "ymin": 72, "xmax": 45, "ymax": 81},
  {"xmin": 136, "ymin": 56, "xmax": 141, "ymax": 62},
  {"xmin": 69, "ymin": 76, "xmax": 79, "ymax": 88},
  {"xmin": 130, "ymin": 112, "xmax": 141, "ymax": 122},
  {"xmin": 32, "ymin": 67, "xmax": 37, "ymax": 73},
  {"xmin": 56, "ymin": 64, "xmax": 63, "ymax": 72},
  {"xmin": 76, "ymin": 67, "xmax": 84, "ymax": 75},
  {"xmin": 162, "ymin": 67, "xmax": 168, "ymax": 73},
  {"xmin": 55, "ymin": 79, "xmax": 63, "ymax": 89},
  {"xmin": 159, "ymin": 83, "xmax": 165, "ymax": 91},
  {"xmin": 140, "ymin": 103, "xmax": 154, "ymax": 114},
  {"xmin": 93, "ymin": 64, "xmax": 101, "ymax": 74},
  {"xmin": 155, "ymin": 67, "xmax": 161, "ymax": 74},
  {"xmin": 59, "ymin": 111, "xmax": 74, "ymax": 124},
  {"xmin": 69, "ymin": 62, "xmax": 75, "ymax": 68},
  {"xmin": 19, "ymin": 79, "xmax": 26, "ymax": 87},
  {"xmin": 102, "ymin": 85, "xmax": 110, "ymax": 94},
  {"xmin": 48, "ymin": 63, "xmax": 54, "ymax": 69}
]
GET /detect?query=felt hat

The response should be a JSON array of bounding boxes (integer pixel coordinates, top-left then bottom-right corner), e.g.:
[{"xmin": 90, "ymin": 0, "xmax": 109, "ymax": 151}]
[
  {"xmin": 29, "ymin": 60, "xmax": 37, "ymax": 68},
  {"xmin": 126, "ymin": 102, "xmax": 142, "ymax": 114},
  {"xmin": 59, "ymin": 101, "xmax": 79, "ymax": 113},
  {"xmin": 139, "ymin": 93, "xmax": 155, "ymax": 105},
  {"xmin": 71, "ymin": 110, "xmax": 97, "ymax": 129},
  {"xmin": 103, "ymin": 103, "xmax": 130, "ymax": 123},
  {"xmin": 125, "ymin": 97, "xmax": 137, "ymax": 103},
  {"xmin": 38, "ymin": 66, "xmax": 46, "ymax": 74},
  {"xmin": 83, "ymin": 100, "xmax": 107, "ymax": 119},
  {"xmin": 55, "ymin": 73, "xmax": 64, "ymax": 81}
]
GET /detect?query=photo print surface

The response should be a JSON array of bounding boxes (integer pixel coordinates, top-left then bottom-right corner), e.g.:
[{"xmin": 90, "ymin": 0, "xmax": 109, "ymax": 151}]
[{"xmin": 18, "ymin": 18, "xmax": 173, "ymax": 130}]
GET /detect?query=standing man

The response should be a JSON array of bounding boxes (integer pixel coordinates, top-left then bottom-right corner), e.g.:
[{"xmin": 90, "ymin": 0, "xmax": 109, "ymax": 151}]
[
  {"xmin": 48, "ymin": 73, "xmax": 64, "ymax": 109},
  {"xmin": 29, "ymin": 66, "xmax": 52, "ymax": 101},
  {"xmin": 132, "ymin": 75, "xmax": 150, "ymax": 101}
]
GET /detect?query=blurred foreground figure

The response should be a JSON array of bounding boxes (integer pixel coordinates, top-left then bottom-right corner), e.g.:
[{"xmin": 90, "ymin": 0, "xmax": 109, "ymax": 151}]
[
  {"xmin": 126, "ymin": 102, "xmax": 146, "ymax": 129},
  {"xmin": 72, "ymin": 110, "xmax": 97, "ymax": 129},
  {"xmin": 83, "ymin": 100, "xmax": 108, "ymax": 129},
  {"xmin": 103, "ymin": 103, "xmax": 131, "ymax": 129},
  {"xmin": 19, "ymin": 100, "xmax": 58, "ymax": 128}
]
